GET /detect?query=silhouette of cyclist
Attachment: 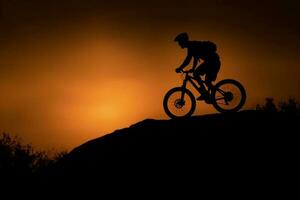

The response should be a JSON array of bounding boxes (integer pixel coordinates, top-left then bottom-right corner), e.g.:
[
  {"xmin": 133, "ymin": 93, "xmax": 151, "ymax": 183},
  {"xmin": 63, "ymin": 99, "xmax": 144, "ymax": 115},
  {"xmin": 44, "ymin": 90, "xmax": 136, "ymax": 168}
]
[{"xmin": 174, "ymin": 32, "xmax": 220, "ymax": 100}]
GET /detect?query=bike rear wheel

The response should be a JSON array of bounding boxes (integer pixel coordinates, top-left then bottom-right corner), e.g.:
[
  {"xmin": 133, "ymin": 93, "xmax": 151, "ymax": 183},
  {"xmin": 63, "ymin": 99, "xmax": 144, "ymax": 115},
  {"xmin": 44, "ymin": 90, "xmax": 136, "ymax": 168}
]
[
  {"xmin": 163, "ymin": 87, "xmax": 196, "ymax": 119},
  {"xmin": 211, "ymin": 79, "xmax": 246, "ymax": 113}
]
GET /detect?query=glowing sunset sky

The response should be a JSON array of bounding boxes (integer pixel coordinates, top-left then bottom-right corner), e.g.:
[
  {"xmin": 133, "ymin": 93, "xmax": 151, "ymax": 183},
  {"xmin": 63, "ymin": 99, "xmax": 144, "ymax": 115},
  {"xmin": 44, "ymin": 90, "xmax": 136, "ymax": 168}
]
[{"xmin": 0, "ymin": 0, "xmax": 299, "ymax": 149}]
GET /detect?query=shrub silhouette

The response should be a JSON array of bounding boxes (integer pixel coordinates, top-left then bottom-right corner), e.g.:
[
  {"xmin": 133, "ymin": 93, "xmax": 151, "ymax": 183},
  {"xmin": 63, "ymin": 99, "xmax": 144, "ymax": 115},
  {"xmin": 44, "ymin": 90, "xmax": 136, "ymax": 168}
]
[
  {"xmin": 256, "ymin": 97, "xmax": 277, "ymax": 112},
  {"xmin": 256, "ymin": 97, "xmax": 299, "ymax": 114},
  {"xmin": 0, "ymin": 132, "xmax": 67, "ymax": 177},
  {"xmin": 279, "ymin": 98, "xmax": 300, "ymax": 114}
]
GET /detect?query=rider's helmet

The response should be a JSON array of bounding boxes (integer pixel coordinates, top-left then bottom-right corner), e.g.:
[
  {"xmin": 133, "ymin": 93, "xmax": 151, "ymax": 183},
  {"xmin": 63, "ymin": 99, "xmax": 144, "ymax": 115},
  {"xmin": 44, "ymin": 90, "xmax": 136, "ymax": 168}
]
[{"xmin": 174, "ymin": 32, "xmax": 189, "ymax": 43}]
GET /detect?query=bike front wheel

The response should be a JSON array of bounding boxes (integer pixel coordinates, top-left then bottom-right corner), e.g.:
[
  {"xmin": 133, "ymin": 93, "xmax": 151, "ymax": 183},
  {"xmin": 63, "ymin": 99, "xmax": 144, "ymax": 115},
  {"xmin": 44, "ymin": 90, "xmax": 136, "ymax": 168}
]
[
  {"xmin": 211, "ymin": 79, "xmax": 246, "ymax": 113},
  {"xmin": 163, "ymin": 87, "xmax": 196, "ymax": 119}
]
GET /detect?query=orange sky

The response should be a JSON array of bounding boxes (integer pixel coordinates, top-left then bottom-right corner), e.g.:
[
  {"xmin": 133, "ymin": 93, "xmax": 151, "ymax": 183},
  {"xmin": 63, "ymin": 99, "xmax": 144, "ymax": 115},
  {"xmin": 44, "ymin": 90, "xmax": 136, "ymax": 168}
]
[{"xmin": 0, "ymin": 0, "xmax": 299, "ymax": 150}]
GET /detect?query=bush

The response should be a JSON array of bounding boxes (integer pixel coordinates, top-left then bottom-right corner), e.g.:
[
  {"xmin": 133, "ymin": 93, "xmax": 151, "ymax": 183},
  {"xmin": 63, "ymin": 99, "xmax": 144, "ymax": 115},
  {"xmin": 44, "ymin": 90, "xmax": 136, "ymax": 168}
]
[
  {"xmin": 0, "ymin": 133, "xmax": 67, "ymax": 177},
  {"xmin": 279, "ymin": 98, "xmax": 300, "ymax": 114},
  {"xmin": 256, "ymin": 97, "xmax": 300, "ymax": 114}
]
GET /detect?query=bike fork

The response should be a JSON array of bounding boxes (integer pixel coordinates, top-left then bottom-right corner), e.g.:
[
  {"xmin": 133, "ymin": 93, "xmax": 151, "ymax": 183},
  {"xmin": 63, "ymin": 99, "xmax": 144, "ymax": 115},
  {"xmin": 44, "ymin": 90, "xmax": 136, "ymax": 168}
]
[{"xmin": 180, "ymin": 80, "xmax": 188, "ymax": 101}]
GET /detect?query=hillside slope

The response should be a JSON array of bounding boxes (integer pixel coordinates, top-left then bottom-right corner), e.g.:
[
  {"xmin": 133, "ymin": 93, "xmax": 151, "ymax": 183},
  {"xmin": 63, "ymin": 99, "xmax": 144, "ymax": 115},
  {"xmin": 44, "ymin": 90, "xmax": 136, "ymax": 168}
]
[{"xmin": 52, "ymin": 111, "xmax": 299, "ymax": 180}]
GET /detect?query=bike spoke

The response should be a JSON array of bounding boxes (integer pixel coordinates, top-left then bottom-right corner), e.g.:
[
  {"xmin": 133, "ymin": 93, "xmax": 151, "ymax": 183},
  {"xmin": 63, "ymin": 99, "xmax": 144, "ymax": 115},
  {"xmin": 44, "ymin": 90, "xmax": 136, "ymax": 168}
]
[
  {"xmin": 215, "ymin": 96, "xmax": 225, "ymax": 101},
  {"xmin": 215, "ymin": 97, "xmax": 229, "ymax": 105},
  {"xmin": 216, "ymin": 89, "xmax": 226, "ymax": 95}
]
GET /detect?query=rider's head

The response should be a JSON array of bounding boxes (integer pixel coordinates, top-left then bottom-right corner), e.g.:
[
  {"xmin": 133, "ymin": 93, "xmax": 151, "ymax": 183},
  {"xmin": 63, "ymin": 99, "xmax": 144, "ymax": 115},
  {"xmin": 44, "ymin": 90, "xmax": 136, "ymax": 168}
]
[{"xmin": 174, "ymin": 32, "xmax": 189, "ymax": 48}]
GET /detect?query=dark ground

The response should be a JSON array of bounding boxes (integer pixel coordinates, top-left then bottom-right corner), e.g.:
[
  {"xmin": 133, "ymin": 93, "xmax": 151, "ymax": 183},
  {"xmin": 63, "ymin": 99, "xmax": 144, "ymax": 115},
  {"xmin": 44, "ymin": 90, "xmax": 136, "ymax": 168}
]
[
  {"xmin": 49, "ymin": 110, "xmax": 298, "ymax": 187},
  {"xmin": 1, "ymin": 110, "xmax": 298, "ymax": 195}
]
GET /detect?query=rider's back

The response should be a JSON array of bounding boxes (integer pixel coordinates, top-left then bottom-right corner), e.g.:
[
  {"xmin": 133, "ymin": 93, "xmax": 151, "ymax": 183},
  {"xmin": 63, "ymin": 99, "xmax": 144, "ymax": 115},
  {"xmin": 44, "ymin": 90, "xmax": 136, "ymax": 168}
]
[{"xmin": 189, "ymin": 41, "xmax": 219, "ymax": 60}]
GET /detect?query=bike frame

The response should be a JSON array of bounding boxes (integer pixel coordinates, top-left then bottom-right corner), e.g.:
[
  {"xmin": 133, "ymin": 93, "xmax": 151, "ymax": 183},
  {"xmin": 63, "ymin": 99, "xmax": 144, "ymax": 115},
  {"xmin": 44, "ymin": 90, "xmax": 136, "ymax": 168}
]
[
  {"xmin": 180, "ymin": 71, "xmax": 226, "ymax": 103},
  {"xmin": 181, "ymin": 72, "xmax": 205, "ymax": 95}
]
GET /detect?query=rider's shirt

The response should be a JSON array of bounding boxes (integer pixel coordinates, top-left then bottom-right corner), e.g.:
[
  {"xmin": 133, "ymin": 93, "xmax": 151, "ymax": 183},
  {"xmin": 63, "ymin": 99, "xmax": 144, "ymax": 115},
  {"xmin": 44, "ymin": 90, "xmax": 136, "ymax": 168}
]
[{"xmin": 187, "ymin": 41, "xmax": 219, "ymax": 61}]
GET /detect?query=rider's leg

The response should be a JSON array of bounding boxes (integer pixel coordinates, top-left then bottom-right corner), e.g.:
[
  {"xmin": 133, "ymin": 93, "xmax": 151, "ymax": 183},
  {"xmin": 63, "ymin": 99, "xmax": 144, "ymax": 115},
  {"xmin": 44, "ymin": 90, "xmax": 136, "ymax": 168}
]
[
  {"xmin": 194, "ymin": 64, "xmax": 209, "ymax": 100},
  {"xmin": 204, "ymin": 78, "xmax": 214, "ymax": 102},
  {"xmin": 204, "ymin": 62, "xmax": 220, "ymax": 102},
  {"xmin": 205, "ymin": 78, "xmax": 213, "ymax": 92}
]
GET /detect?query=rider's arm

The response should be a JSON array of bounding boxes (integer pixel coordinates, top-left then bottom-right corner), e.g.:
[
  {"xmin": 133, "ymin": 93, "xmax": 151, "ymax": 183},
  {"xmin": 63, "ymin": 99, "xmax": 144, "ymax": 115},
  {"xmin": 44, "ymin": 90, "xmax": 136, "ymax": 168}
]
[{"xmin": 178, "ymin": 49, "xmax": 192, "ymax": 70}]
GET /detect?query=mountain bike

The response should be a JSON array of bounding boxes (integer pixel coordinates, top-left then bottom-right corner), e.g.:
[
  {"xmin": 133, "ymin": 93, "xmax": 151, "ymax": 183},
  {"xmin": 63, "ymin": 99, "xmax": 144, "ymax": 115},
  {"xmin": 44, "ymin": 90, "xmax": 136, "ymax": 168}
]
[{"xmin": 163, "ymin": 70, "xmax": 246, "ymax": 119}]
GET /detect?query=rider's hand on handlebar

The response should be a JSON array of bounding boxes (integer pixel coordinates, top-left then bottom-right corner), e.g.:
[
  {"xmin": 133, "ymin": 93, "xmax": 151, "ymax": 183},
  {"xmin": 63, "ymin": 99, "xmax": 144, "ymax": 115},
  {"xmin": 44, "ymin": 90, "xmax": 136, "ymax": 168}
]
[{"xmin": 175, "ymin": 68, "xmax": 182, "ymax": 73}]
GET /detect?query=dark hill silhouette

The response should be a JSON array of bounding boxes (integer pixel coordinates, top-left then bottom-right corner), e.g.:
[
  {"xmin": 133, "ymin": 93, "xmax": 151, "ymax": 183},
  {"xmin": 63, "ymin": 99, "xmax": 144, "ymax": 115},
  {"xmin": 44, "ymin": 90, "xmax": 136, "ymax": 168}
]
[{"xmin": 50, "ymin": 110, "xmax": 298, "ymax": 184}]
